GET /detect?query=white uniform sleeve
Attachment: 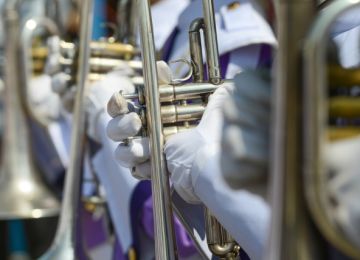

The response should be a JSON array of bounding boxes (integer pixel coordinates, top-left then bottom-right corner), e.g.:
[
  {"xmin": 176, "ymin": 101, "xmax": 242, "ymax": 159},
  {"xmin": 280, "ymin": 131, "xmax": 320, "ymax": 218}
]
[{"xmin": 192, "ymin": 144, "xmax": 270, "ymax": 260}]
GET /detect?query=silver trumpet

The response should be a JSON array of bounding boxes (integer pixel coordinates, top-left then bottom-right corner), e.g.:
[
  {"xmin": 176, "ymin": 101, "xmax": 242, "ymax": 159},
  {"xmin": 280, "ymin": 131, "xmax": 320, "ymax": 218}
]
[
  {"xmin": 39, "ymin": 0, "xmax": 94, "ymax": 258},
  {"xmin": 268, "ymin": 0, "xmax": 360, "ymax": 259},
  {"xmin": 0, "ymin": 0, "xmax": 60, "ymax": 220},
  {"xmin": 131, "ymin": 0, "xmax": 240, "ymax": 258}
]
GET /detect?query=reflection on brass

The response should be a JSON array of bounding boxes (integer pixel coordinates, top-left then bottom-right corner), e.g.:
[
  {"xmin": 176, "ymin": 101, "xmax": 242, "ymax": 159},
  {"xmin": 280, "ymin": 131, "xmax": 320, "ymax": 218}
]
[
  {"xmin": 328, "ymin": 64, "xmax": 360, "ymax": 87},
  {"xmin": 329, "ymin": 97, "xmax": 360, "ymax": 118},
  {"xmin": 31, "ymin": 46, "xmax": 48, "ymax": 59},
  {"xmin": 327, "ymin": 127, "xmax": 360, "ymax": 141},
  {"xmin": 90, "ymin": 41, "xmax": 139, "ymax": 59}
]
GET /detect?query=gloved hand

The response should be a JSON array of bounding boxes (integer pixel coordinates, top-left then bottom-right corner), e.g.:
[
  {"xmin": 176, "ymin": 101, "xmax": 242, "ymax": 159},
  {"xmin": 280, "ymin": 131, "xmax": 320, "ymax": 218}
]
[
  {"xmin": 221, "ymin": 70, "xmax": 271, "ymax": 192},
  {"xmin": 325, "ymin": 136, "xmax": 360, "ymax": 248},
  {"xmin": 107, "ymin": 60, "xmax": 235, "ymax": 203},
  {"xmin": 29, "ymin": 74, "xmax": 62, "ymax": 122},
  {"xmin": 164, "ymin": 82, "xmax": 235, "ymax": 203},
  {"xmin": 85, "ymin": 70, "xmax": 136, "ymax": 143},
  {"xmin": 106, "ymin": 61, "xmax": 172, "ymax": 180}
]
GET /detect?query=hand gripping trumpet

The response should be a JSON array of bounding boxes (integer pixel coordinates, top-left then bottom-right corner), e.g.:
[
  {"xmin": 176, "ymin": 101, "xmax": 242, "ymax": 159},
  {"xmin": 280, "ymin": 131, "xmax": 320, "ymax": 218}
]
[
  {"xmin": 0, "ymin": 0, "xmax": 60, "ymax": 220},
  {"xmin": 128, "ymin": 0, "xmax": 240, "ymax": 258},
  {"xmin": 268, "ymin": 0, "xmax": 360, "ymax": 259}
]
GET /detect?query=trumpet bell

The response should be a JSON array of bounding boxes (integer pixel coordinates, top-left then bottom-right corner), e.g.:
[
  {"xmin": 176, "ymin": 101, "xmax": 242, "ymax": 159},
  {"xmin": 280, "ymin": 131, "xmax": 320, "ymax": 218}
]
[{"xmin": 0, "ymin": 170, "xmax": 60, "ymax": 219}]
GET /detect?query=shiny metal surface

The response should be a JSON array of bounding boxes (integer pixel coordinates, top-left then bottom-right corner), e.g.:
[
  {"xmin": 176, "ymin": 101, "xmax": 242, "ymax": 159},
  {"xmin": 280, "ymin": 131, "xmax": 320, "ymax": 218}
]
[
  {"xmin": 303, "ymin": 0, "xmax": 360, "ymax": 258},
  {"xmin": 267, "ymin": 0, "xmax": 319, "ymax": 259},
  {"xmin": 205, "ymin": 208, "xmax": 240, "ymax": 259},
  {"xmin": 202, "ymin": 0, "xmax": 221, "ymax": 85},
  {"xmin": 124, "ymin": 81, "xmax": 230, "ymax": 102},
  {"xmin": 20, "ymin": 17, "xmax": 60, "ymax": 127},
  {"xmin": 137, "ymin": 0, "xmax": 177, "ymax": 258},
  {"xmin": 0, "ymin": 0, "xmax": 60, "ymax": 220},
  {"xmin": 189, "ymin": 18, "xmax": 205, "ymax": 83},
  {"xmin": 40, "ymin": 0, "xmax": 94, "ymax": 258}
]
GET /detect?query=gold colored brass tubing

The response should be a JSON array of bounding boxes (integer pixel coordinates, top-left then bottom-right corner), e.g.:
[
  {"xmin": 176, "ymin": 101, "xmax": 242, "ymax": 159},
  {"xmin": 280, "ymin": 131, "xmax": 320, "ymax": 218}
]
[
  {"xmin": 32, "ymin": 59, "xmax": 46, "ymax": 72},
  {"xmin": 328, "ymin": 64, "xmax": 360, "ymax": 87},
  {"xmin": 31, "ymin": 46, "xmax": 48, "ymax": 59},
  {"xmin": 161, "ymin": 103, "xmax": 205, "ymax": 123},
  {"xmin": 89, "ymin": 41, "xmax": 140, "ymax": 57},
  {"xmin": 329, "ymin": 97, "xmax": 360, "ymax": 118},
  {"xmin": 327, "ymin": 127, "xmax": 360, "ymax": 141}
]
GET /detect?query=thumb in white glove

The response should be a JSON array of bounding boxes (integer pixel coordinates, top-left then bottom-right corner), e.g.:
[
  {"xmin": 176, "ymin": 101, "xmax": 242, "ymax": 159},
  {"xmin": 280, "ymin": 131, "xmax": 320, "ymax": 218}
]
[{"xmin": 85, "ymin": 69, "xmax": 136, "ymax": 143}]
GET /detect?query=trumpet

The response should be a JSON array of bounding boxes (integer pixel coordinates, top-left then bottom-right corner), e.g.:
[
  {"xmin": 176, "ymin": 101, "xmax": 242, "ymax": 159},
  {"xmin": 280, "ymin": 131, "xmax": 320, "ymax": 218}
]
[
  {"xmin": 132, "ymin": 0, "xmax": 240, "ymax": 258},
  {"xmin": 268, "ymin": 0, "xmax": 360, "ymax": 259},
  {"xmin": 0, "ymin": 0, "xmax": 60, "ymax": 220}
]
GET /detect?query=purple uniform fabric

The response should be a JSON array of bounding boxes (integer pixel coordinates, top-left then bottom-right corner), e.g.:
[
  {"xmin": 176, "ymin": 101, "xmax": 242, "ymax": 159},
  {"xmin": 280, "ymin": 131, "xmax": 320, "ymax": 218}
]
[
  {"xmin": 142, "ymin": 196, "xmax": 197, "ymax": 258},
  {"xmin": 81, "ymin": 205, "xmax": 109, "ymax": 250},
  {"xmin": 112, "ymin": 237, "xmax": 126, "ymax": 260}
]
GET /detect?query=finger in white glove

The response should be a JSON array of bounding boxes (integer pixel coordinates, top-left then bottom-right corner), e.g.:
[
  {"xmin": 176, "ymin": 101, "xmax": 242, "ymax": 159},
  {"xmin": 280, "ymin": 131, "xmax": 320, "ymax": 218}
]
[
  {"xmin": 106, "ymin": 113, "xmax": 142, "ymax": 141},
  {"xmin": 114, "ymin": 138, "xmax": 150, "ymax": 168},
  {"xmin": 132, "ymin": 161, "xmax": 151, "ymax": 180},
  {"xmin": 106, "ymin": 61, "xmax": 174, "ymax": 181},
  {"xmin": 86, "ymin": 72, "xmax": 136, "ymax": 142}
]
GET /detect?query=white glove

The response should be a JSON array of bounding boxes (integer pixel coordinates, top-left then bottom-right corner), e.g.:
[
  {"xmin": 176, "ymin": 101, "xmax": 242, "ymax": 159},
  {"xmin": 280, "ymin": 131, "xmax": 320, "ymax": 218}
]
[
  {"xmin": 221, "ymin": 70, "xmax": 270, "ymax": 191},
  {"xmin": 85, "ymin": 70, "xmax": 136, "ymax": 143},
  {"xmin": 325, "ymin": 136, "xmax": 360, "ymax": 248},
  {"xmin": 29, "ymin": 74, "xmax": 62, "ymax": 121},
  {"xmin": 106, "ymin": 61, "xmax": 172, "ymax": 180},
  {"xmin": 164, "ymin": 82, "xmax": 235, "ymax": 203}
]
